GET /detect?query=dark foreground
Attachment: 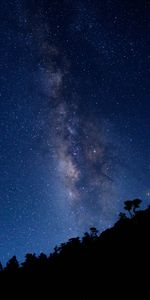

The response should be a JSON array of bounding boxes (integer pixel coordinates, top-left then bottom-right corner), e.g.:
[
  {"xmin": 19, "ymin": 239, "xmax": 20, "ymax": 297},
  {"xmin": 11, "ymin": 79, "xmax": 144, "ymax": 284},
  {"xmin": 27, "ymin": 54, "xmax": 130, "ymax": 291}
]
[{"xmin": 0, "ymin": 204, "xmax": 150, "ymax": 298}]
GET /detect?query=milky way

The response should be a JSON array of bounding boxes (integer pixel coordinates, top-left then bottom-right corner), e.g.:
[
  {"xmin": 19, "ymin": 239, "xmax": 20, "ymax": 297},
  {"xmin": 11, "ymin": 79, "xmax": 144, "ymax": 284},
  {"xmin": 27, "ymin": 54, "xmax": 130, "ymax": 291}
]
[
  {"xmin": 36, "ymin": 40, "xmax": 124, "ymax": 231},
  {"xmin": 25, "ymin": 0, "xmax": 144, "ymax": 232}
]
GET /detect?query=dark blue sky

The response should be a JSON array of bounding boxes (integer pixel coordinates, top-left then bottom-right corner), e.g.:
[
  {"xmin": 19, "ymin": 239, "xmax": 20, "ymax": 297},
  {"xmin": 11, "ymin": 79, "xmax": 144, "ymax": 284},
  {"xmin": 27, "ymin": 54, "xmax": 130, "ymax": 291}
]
[{"xmin": 0, "ymin": 0, "xmax": 149, "ymax": 264}]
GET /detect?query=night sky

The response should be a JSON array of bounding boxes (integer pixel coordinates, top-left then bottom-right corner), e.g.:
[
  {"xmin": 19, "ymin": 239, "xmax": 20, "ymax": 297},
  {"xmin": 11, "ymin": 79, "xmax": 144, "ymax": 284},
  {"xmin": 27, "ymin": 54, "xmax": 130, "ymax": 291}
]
[{"xmin": 0, "ymin": 0, "xmax": 149, "ymax": 264}]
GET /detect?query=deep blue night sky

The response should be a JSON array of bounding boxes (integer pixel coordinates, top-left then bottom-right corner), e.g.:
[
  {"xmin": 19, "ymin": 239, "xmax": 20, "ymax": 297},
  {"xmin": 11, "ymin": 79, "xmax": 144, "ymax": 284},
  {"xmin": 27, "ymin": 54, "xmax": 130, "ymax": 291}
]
[{"xmin": 0, "ymin": 0, "xmax": 149, "ymax": 264}]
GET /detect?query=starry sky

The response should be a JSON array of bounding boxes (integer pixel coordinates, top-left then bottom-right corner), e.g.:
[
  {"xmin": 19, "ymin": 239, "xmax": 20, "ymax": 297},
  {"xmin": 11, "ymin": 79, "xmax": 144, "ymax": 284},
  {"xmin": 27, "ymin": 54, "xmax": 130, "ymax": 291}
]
[{"xmin": 0, "ymin": 0, "xmax": 149, "ymax": 264}]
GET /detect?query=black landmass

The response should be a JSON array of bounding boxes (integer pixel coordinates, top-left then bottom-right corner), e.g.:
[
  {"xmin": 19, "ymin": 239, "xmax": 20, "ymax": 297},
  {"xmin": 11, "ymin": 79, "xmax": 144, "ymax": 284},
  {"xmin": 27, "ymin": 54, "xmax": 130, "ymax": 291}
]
[{"xmin": 0, "ymin": 200, "xmax": 150, "ymax": 298}]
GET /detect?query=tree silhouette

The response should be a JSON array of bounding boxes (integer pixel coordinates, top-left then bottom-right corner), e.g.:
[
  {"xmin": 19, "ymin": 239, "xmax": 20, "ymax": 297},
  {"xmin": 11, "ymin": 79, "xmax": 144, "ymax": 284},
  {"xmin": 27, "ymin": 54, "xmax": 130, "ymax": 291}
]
[
  {"xmin": 38, "ymin": 253, "xmax": 47, "ymax": 264},
  {"xmin": 119, "ymin": 212, "xmax": 127, "ymax": 220},
  {"xmin": 124, "ymin": 200, "xmax": 133, "ymax": 217},
  {"xmin": 21, "ymin": 253, "xmax": 37, "ymax": 271},
  {"xmin": 82, "ymin": 232, "xmax": 91, "ymax": 247},
  {"xmin": 89, "ymin": 227, "xmax": 99, "ymax": 238},
  {"xmin": 0, "ymin": 262, "xmax": 3, "ymax": 272},
  {"xmin": 124, "ymin": 199, "xmax": 142, "ymax": 217},
  {"xmin": 38, "ymin": 253, "xmax": 48, "ymax": 272},
  {"xmin": 132, "ymin": 199, "xmax": 142, "ymax": 213},
  {"xmin": 5, "ymin": 256, "xmax": 19, "ymax": 272}
]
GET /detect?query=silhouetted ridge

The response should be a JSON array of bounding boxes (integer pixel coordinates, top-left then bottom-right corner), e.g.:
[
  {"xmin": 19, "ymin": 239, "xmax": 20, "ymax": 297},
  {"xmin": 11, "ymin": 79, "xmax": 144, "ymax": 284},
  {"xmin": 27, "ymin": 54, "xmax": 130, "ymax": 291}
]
[{"xmin": 0, "ymin": 200, "xmax": 150, "ymax": 298}]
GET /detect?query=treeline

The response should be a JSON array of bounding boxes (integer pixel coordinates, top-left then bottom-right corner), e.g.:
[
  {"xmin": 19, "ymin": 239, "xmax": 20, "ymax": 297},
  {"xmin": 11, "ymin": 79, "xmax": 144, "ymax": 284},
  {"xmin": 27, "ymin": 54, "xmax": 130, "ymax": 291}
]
[{"xmin": 0, "ymin": 199, "xmax": 150, "ymax": 298}]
